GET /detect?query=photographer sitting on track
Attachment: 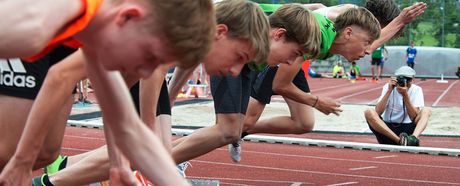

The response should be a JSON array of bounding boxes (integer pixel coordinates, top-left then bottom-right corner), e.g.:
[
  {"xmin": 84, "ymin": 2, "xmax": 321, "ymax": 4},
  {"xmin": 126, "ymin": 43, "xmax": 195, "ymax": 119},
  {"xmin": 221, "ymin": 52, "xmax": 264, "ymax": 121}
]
[{"xmin": 364, "ymin": 66, "xmax": 431, "ymax": 146}]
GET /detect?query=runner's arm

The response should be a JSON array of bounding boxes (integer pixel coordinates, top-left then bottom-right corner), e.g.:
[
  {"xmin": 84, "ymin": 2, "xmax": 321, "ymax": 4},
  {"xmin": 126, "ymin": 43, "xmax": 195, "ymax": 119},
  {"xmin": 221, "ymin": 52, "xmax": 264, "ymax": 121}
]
[
  {"xmin": 272, "ymin": 57, "xmax": 342, "ymax": 115},
  {"xmin": 369, "ymin": 2, "xmax": 426, "ymax": 52},
  {"xmin": 0, "ymin": 0, "xmax": 83, "ymax": 57},
  {"xmin": 4, "ymin": 49, "xmax": 86, "ymax": 170},
  {"xmin": 140, "ymin": 64, "xmax": 171, "ymax": 130},
  {"xmin": 84, "ymin": 52, "xmax": 188, "ymax": 185},
  {"xmin": 301, "ymin": 3, "xmax": 326, "ymax": 11},
  {"xmin": 168, "ymin": 64, "xmax": 198, "ymax": 107}
]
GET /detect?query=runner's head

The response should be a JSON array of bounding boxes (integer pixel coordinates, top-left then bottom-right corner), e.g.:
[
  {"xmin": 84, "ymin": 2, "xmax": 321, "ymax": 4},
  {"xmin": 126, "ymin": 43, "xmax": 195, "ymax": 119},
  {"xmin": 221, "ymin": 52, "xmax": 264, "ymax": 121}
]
[
  {"xmin": 203, "ymin": 0, "xmax": 270, "ymax": 76},
  {"xmin": 93, "ymin": 0, "xmax": 215, "ymax": 78},
  {"xmin": 365, "ymin": 0, "xmax": 403, "ymax": 37},
  {"xmin": 267, "ymin": 4, "xmax": 321, "ymax": 65},
  {"xmin": 364, "ymin": 0, "xmax": 400, "ymax": 27},
  {"xmin": 332, "ymin": 7, "xmax": 380, "ymax": 61}
]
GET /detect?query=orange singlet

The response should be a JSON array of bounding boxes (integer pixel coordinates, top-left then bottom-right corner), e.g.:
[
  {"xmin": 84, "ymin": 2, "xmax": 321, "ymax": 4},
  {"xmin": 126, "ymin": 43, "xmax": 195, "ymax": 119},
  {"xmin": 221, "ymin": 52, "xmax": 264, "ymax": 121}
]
[{"xmin": 24, "ymin": 0, "xmax": 103, "ymax": 62}]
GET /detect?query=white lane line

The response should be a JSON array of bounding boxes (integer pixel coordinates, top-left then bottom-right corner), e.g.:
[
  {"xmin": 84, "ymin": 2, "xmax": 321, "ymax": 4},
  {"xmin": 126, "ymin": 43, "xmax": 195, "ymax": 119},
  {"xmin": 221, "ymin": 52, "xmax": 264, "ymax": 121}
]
[
  {"xmin": 188, "ymin": 176, "xmax": 312, "ymax": 185},
  {"xmin": 64, "ymin": 135, "xmax": 105, "ymax": 140},
  {"xmin": 327, "ymin": 182, "xmax": 358, "ymax": 186},
  {"xmin": 349, "ymin": 166, "xmax": 377, "ymax": 171},
  {"xmin": 374, "ymin": 155, "xmax": 398, "ymax": 159},
  {"xmin": 313, "ymin": 83, "xmax": 357, "ymax": 92},
  {"xmin": 338, "ymin": 86, "xmax": 382, "ymax": 101},
  {"xmin": 340, "ymin": 79, "xmax": 433, "ymax": 102},
  {"xmin": 432, "ymin": 80, "xmax": 458, "ymax": 107},
  {"xmin": 62, "ymin": 147, "xmax": 90, "ymax": 152},
  {"xmin": 291, "ymin": 182, "xmax": 303, "ymax": 186},
  {"xmin": 193, "ymin": 160, "xmax": 460, "ymax": 185},
  {"xmin": 215, "ymin": 149, "xmax": 460, "ymax": 170}
]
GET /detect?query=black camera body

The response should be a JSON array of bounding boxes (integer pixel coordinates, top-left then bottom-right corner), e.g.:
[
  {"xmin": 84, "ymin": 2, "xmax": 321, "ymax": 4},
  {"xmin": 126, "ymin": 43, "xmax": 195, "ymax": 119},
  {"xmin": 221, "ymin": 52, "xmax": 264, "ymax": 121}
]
[{"xmin": 397, "ymin": 75, "xmax": 407, "ymax": 87}]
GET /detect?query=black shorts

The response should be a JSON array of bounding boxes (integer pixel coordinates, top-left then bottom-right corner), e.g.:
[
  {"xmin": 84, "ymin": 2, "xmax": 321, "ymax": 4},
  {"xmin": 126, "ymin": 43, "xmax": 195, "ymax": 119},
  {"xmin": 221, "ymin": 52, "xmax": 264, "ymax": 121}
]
[
  {"xmin": 130, "ymin": 79, "xmax": 171, "ymax": 116},
  {"xmin": 368, "ymin": 118, "xmax": 416, "ymax": 145},
  {"xmin": 0, "ymin": 46, "xmax": 77, "ymax": 100},
  {"xmin": 130, "ymin": 82, "xmax": 141, "ymax": 114},
  {"xmin": 371, "ymin": 58, "xmax": 382, "ymax": 66},
  {"xmin": 251, "ymin": 66, "xmax": 310, "ymax": 104},
  {"xmin": 156, "ymin": 79, "xmax": 171, "ymax": 116},
  {"xmin": 211, "ymin": 65, "xmax": 251, "ymax": 114}
]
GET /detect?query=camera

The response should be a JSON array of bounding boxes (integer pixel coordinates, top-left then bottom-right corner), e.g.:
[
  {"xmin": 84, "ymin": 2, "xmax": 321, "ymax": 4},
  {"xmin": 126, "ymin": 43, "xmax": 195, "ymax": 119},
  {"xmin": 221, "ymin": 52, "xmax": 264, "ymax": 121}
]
[{"xmin": 396, "ymin": 75, "xmax": 407, "ymax": 87}]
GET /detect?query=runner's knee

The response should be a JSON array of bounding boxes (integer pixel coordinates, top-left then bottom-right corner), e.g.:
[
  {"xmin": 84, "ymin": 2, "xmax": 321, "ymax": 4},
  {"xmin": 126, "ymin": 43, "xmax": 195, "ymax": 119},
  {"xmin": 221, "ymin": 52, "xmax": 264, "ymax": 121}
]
[
  {"xmin": 293, "ymin": 116, "xmax": 314, "ymax": 133},
  {"xmin": 218, "ymin": 120, "xmax": 241, "ymax": 144}
]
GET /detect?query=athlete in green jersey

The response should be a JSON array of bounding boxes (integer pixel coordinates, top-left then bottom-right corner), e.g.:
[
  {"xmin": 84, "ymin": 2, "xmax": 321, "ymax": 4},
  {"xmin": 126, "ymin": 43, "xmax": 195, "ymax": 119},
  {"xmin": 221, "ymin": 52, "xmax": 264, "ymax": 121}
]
[{"xmin": 230, "ymin": 2, "xmax": 427, "ymax": 162}]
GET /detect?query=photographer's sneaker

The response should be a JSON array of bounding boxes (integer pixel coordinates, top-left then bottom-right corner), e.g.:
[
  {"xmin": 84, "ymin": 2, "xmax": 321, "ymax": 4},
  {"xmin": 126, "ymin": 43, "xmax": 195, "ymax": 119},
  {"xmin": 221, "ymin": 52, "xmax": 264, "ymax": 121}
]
[
  {"xmin": 228, "ymin": 140, "xmax": 242, "ymax": 163},
  {"xmin": 407, "ymin": 135, "xmax": 420, "ymax": 146},
  {"xmin": 399, "ymin": 132, "xmax": 409, "ymax": 146},
  {"xmin": 177, "ymin": 161, "xmax": 191, "ymax": 178}
]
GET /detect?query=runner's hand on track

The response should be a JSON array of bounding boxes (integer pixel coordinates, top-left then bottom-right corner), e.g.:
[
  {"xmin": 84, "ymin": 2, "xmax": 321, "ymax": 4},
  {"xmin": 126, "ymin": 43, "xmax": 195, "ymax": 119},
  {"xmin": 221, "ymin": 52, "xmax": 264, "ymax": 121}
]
[
  {"xmin": 0, "ymin": 161, "xmax": 33, "ymax": 186},
  {"xmin": 314, "ymin": 96, "xmax": 343, "ymax": 116}
]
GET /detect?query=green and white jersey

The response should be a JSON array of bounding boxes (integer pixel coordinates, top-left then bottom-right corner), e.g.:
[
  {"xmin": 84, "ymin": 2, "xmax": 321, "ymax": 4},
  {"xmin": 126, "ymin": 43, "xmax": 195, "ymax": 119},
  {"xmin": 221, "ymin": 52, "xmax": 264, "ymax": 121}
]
[
  {"xmin": 372, "ymin": 45, "xmax": 385, "ymax": 59},
  {"xmin": 312, "ymin": 12, "xmax": 337, "ymax": 60},
  {"xmin": 258, "ymin": 4, "xmax": 336, "ymax": 60}
]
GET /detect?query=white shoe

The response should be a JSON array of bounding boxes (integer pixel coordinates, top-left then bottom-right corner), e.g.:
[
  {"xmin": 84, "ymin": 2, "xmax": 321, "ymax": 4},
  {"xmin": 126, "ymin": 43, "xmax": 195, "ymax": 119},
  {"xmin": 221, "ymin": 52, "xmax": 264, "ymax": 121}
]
[
  {"xmin": 228, "ymin": 140, "xmax": 242, "ymax": 163},
  {"xmin": 176, "ymin": 161, "xmax": 191, "ymax": 178}
]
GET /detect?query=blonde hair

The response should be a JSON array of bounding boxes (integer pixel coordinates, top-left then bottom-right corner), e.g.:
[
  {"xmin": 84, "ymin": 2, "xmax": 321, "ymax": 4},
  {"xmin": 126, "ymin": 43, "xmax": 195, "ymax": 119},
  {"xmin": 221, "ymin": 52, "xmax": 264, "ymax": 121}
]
[
  {"xmin": 268, "ymin": 4, "xmax": 321, "ymax": 58},
  {"xmin": 334, "ymin": 7, "xmax": 381, "ymax": 41},
  {"xmin": 146, "ymin": 0, "xmax": 216, "ymax": 68},
  {"xmin": 215, "ymin": 0, "xmax": 270, "ymax": 62}
]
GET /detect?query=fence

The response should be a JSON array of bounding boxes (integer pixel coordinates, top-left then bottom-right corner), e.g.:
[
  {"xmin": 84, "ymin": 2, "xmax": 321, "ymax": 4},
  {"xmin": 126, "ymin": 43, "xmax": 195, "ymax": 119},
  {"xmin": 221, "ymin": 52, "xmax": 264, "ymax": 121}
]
[{"xmin": 356, "ymin": 46, "xmax": 460, "ymax": 78}]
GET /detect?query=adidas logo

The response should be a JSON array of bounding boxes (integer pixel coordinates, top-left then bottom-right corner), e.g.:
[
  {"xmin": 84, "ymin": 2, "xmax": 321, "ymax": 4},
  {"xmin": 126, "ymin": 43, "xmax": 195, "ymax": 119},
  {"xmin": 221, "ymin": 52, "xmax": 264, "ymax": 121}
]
[{"xmin": 0, "ymin": 58, "xmax": 36, "ymax": 88}]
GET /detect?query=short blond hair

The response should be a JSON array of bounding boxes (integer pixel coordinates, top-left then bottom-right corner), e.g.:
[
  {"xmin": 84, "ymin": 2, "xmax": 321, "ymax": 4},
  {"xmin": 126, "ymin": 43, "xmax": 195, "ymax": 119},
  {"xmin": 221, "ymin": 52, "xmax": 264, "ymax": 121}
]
[
  {"xmin": 268, "ymin": 4, "xmax": 321, "ymax": 58},
  {"xmin": 146, "ymin": 0, "xmax": 216, "ymax": 68},
  {"xmin": 215, "ymin": 0, "xmax": 270, "ymax": 62},
  {"xmin": 334, "ymin": 7, "xmax": 381, "ymax": 41}
]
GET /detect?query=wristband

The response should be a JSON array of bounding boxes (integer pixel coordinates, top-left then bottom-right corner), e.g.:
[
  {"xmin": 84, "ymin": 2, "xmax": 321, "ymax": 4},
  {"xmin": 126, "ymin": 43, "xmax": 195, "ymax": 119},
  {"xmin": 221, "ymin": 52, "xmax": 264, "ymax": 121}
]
[{"xmin": 312, "ymin": 96, "xmax": 319, "ymax": 107}]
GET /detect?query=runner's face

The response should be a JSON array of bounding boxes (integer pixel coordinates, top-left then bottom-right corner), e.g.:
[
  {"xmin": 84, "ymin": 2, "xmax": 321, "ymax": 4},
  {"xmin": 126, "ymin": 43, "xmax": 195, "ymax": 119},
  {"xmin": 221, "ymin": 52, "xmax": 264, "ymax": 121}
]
[
  {"xmin": 268, "ymin": 37, "xmax": 304, "ymax": 66},
  {"xmin": 341, "ymin": 26, "xmax": 373, "ymax": 61},
  {"xmin": 100, "ymin": 21, "xmax": 176, "ymax": 78},
  {"xmin": 203, "ymin": 26, "xmax": 252, "ymax": 77}
]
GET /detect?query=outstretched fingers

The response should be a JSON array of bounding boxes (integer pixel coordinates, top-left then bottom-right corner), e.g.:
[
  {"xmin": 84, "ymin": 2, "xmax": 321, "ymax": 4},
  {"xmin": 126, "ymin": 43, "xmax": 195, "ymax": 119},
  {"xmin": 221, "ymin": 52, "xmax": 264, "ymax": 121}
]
[{"xmin": 403, "ymin": 2, "xmax": 427, "ymax": 21}]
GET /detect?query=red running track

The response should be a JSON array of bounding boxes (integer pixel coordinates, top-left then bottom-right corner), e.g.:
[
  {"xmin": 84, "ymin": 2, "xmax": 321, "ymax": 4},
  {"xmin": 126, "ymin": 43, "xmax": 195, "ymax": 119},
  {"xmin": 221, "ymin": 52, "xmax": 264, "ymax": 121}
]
[
  {"xmin": 306, "ymin": 78, "xmax": 460, "ymax": 107},
  {"xmin": 55, "ymin": 78, "xmax": 460, "ymax": 184},
  {"xmin": 58, "ymin": 127, "xmax": 460, "ymax": 185}
]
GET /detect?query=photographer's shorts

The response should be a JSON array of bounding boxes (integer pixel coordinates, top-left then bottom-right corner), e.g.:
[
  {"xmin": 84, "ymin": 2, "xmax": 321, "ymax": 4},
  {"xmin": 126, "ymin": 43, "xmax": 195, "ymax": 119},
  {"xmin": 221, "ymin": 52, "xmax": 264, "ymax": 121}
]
[{"xmin": 367, "ymin": 116, "xmax": 416, "ymax": 145}]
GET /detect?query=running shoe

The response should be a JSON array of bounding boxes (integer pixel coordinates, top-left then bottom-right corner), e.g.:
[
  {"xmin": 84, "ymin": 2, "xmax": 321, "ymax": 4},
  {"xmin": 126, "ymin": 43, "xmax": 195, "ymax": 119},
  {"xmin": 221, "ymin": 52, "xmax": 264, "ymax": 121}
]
[
  {"xmin": 407, "ymin": 135, "xmax": 420, "ymax": 146},
  {"xmin": 44, "ymin": 155, "xmax": 67, "ymax": 174},
  {"xmin": 32, "ymin": 174, "xmax": 51, "ymax": 186},
  {"xmin": 176, "ymin": 161, "xmax": 191, "ymax": 178},
  {"xmin": 399, "ymin": 132, "xmax": 409, "ymax": 146},
  {"xmin": 31, "ymin": 175, "xmax": 44, "ymax": 186},
  {"xmin": 228, "ymin": 140, "xmax": 242, "ymax": 163}
]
